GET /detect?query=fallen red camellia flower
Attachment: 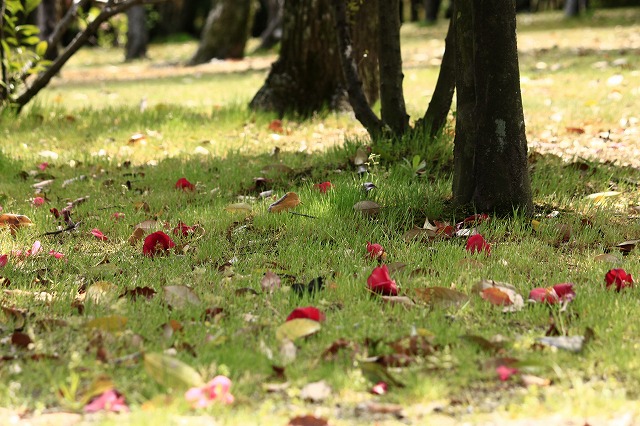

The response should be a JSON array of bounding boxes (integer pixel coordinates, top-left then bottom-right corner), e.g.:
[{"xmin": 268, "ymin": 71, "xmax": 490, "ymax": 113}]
[
  {"xmin": 367, "ymin": 264, "xmax": 398, "ymax": 296},
  {"xmin": 605, "ymin": 268, "xmax": 634, "ymax": 292},
  {"xmin": 143, "ymin": 231, "xmax": 176, "ymax": 257},
  {"xmin": 175, "ymin": 177, "xmax": 196, "ymax": 191},
  {"xmin": 32, "ymin": 197, "xmax": 45, "ymax": 207},
  {"xmin": 185, "ymin": 375, "xmax": 234, "ymax": 408},
  {"xmin": 496, "ymin": 365, "xmax": 518, "ymax": 381},
  {"xmin": 371, "ymin": 381, "xmax": 388, "ymax": 395},
  {"xmin": 314, "ymin": 181, "xmax": 333, "ymax": 193},
  {"xmin": 466, "ymin": 234, "xmax": 491, "ymax": 255},
  {"xmin": 84, "ymin": 389, "xmax": 129, "ymax": 413},
  {"xmin": 172, "ymin": 222, "xmax": 196, "ymax": 237},
  {"xmin": 0, "ymin": 254, "xmax": 7, "ymax": 267},
  {"xmin": 91, "ymin": 228, "xmax": 108, "ymax": 241},
  {"xmin": 366, "ymin": 241, "xmax": 385, "ymax": 260},
  {"xmin": 286, "ymin": 306, "xmax": 325, "ymax": 322},
  {"xmin": 529, "ymin": 282, "xmax": 575, "ymax": 304}
]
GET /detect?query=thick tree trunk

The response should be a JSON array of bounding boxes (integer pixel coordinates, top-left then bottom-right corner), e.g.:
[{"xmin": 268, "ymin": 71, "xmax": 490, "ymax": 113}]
[
  {"xmin": 378, "ymin": 0, "xmax": 408, "ymax": 135},
  {"xmin": 419, "ymin": 16, "xmax": 454, "ymax": 137},
  {"xmin": 38, "ymin": 0, "xmax": 59, "ymax": 60},
  {"xmin": 452, "ymin": 0, "xmax": 532, "ymax": 215},
  {"xmin": 188, "ymin": 0, "xmax": 253, "ymax": 65},
  {"xmin": 250, "ymin": 0, "xmax": 378, "ymax": 117},
  {"xmin": 125, "ymin": 5, "xmax": 148, "ymax": 60}
]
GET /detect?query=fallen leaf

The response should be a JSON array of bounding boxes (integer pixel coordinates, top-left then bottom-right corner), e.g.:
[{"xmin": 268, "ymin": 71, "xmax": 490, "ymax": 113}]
[
  {"xmin": 163, "ymin": 285, "xmax": 201, "ymax": 309},
  {"xmin": 359, "ymin": 361, "xmax": 404, "ymax": 388},
  {"xmin": 584, "ymin": 191, "xmax": 621, "ymax": 203},
  {"xmin": 120, "ymin": 286, "xmax": 157, "ymax": 301},
  {"xmin": 353, "ymin": 147, "xmax": 368, "ymax": 165},
  {"xmin": 473, "ymin": 279, "xmax": 524, "ymax": 312},
  {"xmin": 86, "ymin": 281, "xmax": 118, "ymax": 305},
  {"xmin": 128, "ymin": 227, "xmax": 146, "ymax": 246},
  {"xmin": 275, "ymin": 318, "xmax": 321, "ymax": 341},
  {"xmin": 268, "ymin": 192, "xmax": 301, "ymax": 213},
  {"xmin": 594, "ymin": 253, "xmax": 621, "ymax": 263},
  {"xmin": 536, "ymin": 336, "xmax": 585, "ymax": 352},
  {"xmin": 616, "ymin": 239, "xmax": 640, "ymax": 254},
  {"xmin": 414, "ymin": 287, "xmax": 469, "ymax": 307},
  {"xmin": 287, "ymin": 415, "xmax": 329, "ymax": 426},
  {"xmin": 521, "ymin": 374, "xmax": 551, "ymax": 387},
  {"xmin": 268, "ymin": 119, "xmax": 284, "ymax": 134},
  {"xmin": 225, "ymin": 203, "xmax": 252, "ymax": 214},
  {"xmin": 86, "ymin": 315, "xmax": 128, "ymax": 332},
  {"xmin": 300, "ymin": 380, "xmax": 331, "ymax": 402},
  {"xmin": 353, "ymin": 200, "xmax": 381, "ymax": 217},
  {"xmin": 481, "ymin": 288, "xmax": 513, "ymax": 306},
  {"xmin": 11, "ymin": 331, "xmax": 32, "ymax": 349},
  {"xmin": 460, "ymin": 335, "xmax": 504, "ymax": 353},
  {"xmin": 143, "ymin": 352, "xmax": 204, "ymax": 390},
  {"xmin": 379, "ymin": 295, "xmax": 415, "ymax": 306},
  {"xmin": 128, "ymin": 133, "xmax": 146, "ymax": 144},
  {"xmin": 0, "ymin": 214, "xmax": 33, "ymax": 230},
  {"xmin": 261, "ymin": 271, "xmax": 281, "ymax": 293}
]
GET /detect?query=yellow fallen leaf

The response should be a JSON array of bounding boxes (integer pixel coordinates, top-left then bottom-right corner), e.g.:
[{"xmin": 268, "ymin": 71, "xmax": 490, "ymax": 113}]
[
  {"xmin": 0, "ymin": 214, "xmax": 33, "ymax": 229},
  {"xmin": 86, "ymin": 315, "xmax": 128, "ymax": 332},
  {"xmin": 225, "ymin": 202, "xmax": 252, "ymax": 214},
  {"xmin": 268, "ymin": 192, "xmax": 301, "ymax": 213}
]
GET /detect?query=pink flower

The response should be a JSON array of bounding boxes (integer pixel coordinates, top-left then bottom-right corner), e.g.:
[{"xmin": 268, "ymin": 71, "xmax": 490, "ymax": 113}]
[
  {"xmin": 286, "ymin": 307, "xmax": 325, "ymax": 322},
  {"xmin": 48, "ymin": 250, "xmax": 65, "ymax": 259},
  {"xmin": 175, "ymin": 177, "xmax": 195, "ymax": 191},
  {"xmin": 528, "ymin": 283, "xmax": 575, "ymax": 304},
  {"xmin": 496, "ymin": 365, "xmax": 518, "ymax": 381},
  {"xmin": 27, "ymin": 240, "xmax": 42, "ymax": 256},
  {"xmin": 371, "ymin": 382, "xmax": 388, "ymax": 395},
  {"xmin": 172, "ymin": 222, "xmax": 196, "ymax": 237},
  {"xmin": 367, "ymin": 265, "xmax": 398, "ymax": 296},
  {"xmin": 38, "ymin": 162, "xmax": 49, "ymax": 171},
  {"xmin": 0, "ymin": 254, "xmax": 8, "ymax": 267},
  {"xmin": 84, "ymin": 389, "xmax": 129, "ymax": 413},
  {"xmin": 605, "ymin": 268, "xmax": 634, "ymax": 292},
  {"xmin": 466, "ymin": 234, "xmax": 491, "ymax": 255},
  {"xmin": 91, "ymin": 228, "xmax": 108, "ymax": 241},
  {"xmin": 314, "ymin": 181, "xmax": 333, "ymax": 193},
  {"xmin": 185, "ymin": 376, "xmax": 234, "ymax": 408},
  {"xmin": 32, "ymin": 197, "xmax": 45, "ymax": 207},
  {"xmin": 112, "ymin": 212, "xmax": 125, "ymax": 221},
  {"xmin": 366, "ymin": 241, "xmax": 385, "ymax": 260},
  {"xmin": 143, "ymin": 231, "xmax": 176, "ymax": 257}
]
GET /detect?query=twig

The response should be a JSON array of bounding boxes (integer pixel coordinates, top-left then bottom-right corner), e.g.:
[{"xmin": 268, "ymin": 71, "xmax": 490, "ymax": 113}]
[
  {"xmin": 289, "ymin": 211, "xmax": 317, "ymax": 219},
  {"xmin": 43, "ymin": 221, "xmax": 81, "ymax": 236},
  {"xmin": 0, "ymin": 0, "xmax": 8, "ymax": 101}
]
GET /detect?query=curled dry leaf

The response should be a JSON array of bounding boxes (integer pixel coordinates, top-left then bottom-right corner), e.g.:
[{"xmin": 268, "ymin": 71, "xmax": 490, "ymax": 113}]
[
  {"xmin": 379, "ymin": 295, "xmax": 415, "ymax": 306},
  {"xmin": 473, "ymin": 279, "xmax": 524, "ymax": 312},
  {"xmin": 353, "ymin": 200, "xmax": 381, "ymax": 217},
  {"xmin": 616, "ymin": 239, "xmax": 640, "ymax": 254},
  {"xmin": 163, "ymin": 285, "xmax": 201, "ymax": 309},
  {"xmin": 287, "ymin": 415, "xmax": 329, "ymax": 426},
  {"xmin": 268, "ymin": 192, "xmax": 301, "ymax": 213},
  {"xmin": 0, "ymin": 214, "xmax": 33, "ymax": 230},
  {"xmin": 261, "ymin": 270, "xmax": 281, "ymax": 293}
]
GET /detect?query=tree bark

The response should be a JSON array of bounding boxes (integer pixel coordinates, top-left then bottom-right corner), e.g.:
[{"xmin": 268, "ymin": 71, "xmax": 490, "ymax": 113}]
[
  {"xmin": 250, "ymin": 0, "xmax": 378, "ymax": 118},
  {"xmin": 188, "ymin": 0, "xmax": 253, "ymax": 66},
  {"xmin": 452, "ymin": 0, "xmax": 532, "ymax": 215},
  {"xmin": 37, "ymin": 0, "xmax": 59, "ymax": 60},
  {"xmin": 564, "ymin": 0, "xmax": 588, "ymax": 17},
  {"xmin": 418, "ymin": 16, "xmax": 455, "ymax": 137},
  {"xmin": 125, "ymin": 5, "xmax": 148, "ymax": 60},
  {"xmin": 377, "ymin": 0, "xmax": 408, "ymax": 135},
  {"xmin": 424, "ymin": 0, "xmax": 441, "ymax": 22},
  {"xmin": 254, "ymin": 0, "xmax": 283, "ymax": 51}
]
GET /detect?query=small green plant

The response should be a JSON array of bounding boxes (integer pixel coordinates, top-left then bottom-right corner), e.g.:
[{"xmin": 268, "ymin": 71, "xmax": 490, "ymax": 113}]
[{"xmin": 1, "ymin": 0, "xmax": 50, "ymax": 105}]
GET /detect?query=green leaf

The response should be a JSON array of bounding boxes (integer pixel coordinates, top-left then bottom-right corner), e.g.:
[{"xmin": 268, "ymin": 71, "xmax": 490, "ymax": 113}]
[
  {"xmin": 21, "ymin": 36, "xmax": 41, "ymax": 46},
  {"xmin": 35, "ymin": 40, "xmax": 47, "ymax": 57},
  {"xmin": 25, "ymin": 0, "xmax": 41, "ymax": 15},
  {"xmin": 275, "ymin": 318, "xmax": 321, "ymax": 341},
  {"xmin": 143, "ymin": 352, "xmax": 204, "ymax": 390},
  {"xmin": 16, "ymin": 25, "xmax": 41, "ymax": 37}
]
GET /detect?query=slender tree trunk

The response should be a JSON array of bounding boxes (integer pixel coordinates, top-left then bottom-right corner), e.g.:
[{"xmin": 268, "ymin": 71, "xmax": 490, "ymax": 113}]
[
  {"xmin": 250, "ymin": 0, "xmax": 378, "ymax": 117},
  {"xmin": 419, "ymin": 16, "xmax": 454, "ymax": 137},
  {"xmin": 188, "ymin": 0, "xmax": 253, "ymax": 65},
  {"xmin": 424, "ymin": 0, "xmax": 441, "ymax": 22},
  {"xmin": 378, "ymin": 0, "xmax": 408, "ymax": 135},
  {"xmin": 255, "ymin": 0, "xmax": 283, "ymax": 51},
  {"xmin": 1, "ymin": 0, "xmax": 8, "ymax": 102},
  {"xmin": 452, "ymin": 0, "xmax": 532, "ymax": 214},
  {"xmin": 38, "ymin": 0, "xmax": 59, "ymax": 60},
  {"xmin": 125, "ymin": 5, "xmax": 148, "ymax": 60}
]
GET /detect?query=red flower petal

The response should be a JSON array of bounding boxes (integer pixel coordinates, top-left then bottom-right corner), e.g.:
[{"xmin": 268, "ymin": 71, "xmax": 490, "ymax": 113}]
[
  {"xmin": 0, "ymin": 254, "xmax": 8, "ymax": 267},
  {"xmin": 466, "ymin": 234, "xmax": 491, "ymax": 255},
  {"xmin": 528, "ymin": 287, "xmax": 558, "ymax": 304},
  {"xmin": 367, "ymin": 265, "xmax": 398, "ymax": 296},
  {"xmin": 84, "ymin": 389, "xmax": 129, "ymax": 413},
  {"xmin": 32, "ymin": 197, "xmax": 45, "ymax": 207},
  {"xmin": 175, "ymin": 177, "xmax": 195, "ymax": 191},
  {"xmin": 48, "ymin": 250, "xmax": 65, "ymax": 259},
  {"xmin": 552, "ymin": 283, "xmax": 576, "ymax": 301},
  {"xmin": 496, "ymin": 365, "xmax": 518, "ymax": 381},
  {"xmin": 314, "ymin": 181, "xmax": 333, "ymax": 193},
  {"xmin": 38, "ymin": 162, "xmax": 49, "ymax": 171},
  {"xmin": 172, "ymin": 222, "xmax": 196, "ymax": 237},
  {"xmin": 605, "ymin": 268, "xmax": 634, "ymax": 292},
  {"xmin": 143, "ymin": 231, "xmax": 176, "ymax": 257},
  {"xmin": 366, "ymin": 241, "xmax": 385, "ymax": 259},
  {"xmin": 286, "ymin": 306, "xmax": 325, "ymax": 322},
  {"xmin": 91, "ymin": 228, "xmax": 108, "ymax": 241},
  {"xmin": 371, "ymin": 381, "xmax": 388, "ymax": 395}
]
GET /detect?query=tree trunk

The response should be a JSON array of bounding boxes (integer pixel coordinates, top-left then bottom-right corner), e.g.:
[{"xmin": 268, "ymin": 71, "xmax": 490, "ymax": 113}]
[
  {"xmin": 564, "ymin": 0, "xmax": 588, "ymax": 17},
  {"xmin": 125, "ymin": 5, "xmax": 148, "ymax": 60},
  {"xmin": 419, "ymin": 15, "xmax": 454, "ymax": 137},
  {"xmin": 452, "ymin": 0, "xmax": 532, "ymax": 215},
  {"xmin": 188, "ymin": 0, "xmax": 253, "ymax": 66},
  {"xmin": 250, "ymin": 0, "xmax": 378, "ymax": 117},
  {"xmin": 424, "ymin": 0, "xmax": 441, "ymax": 22},
  {"xmin": 37, "ymin": 0, "xmax": 59, "ymax": 60},
  {"xmin": 378, "ymin": 0, "xmax": 408, "ymax": 135},
  {"xmin": 254, "ymin": 0, "xmax": 283, "ymax": 51}
]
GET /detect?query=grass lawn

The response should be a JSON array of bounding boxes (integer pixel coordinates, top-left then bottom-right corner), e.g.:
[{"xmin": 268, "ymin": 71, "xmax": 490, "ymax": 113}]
[{"xmin": 1, "ymin": 8, "xmax": 640, "ymax": 426}]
